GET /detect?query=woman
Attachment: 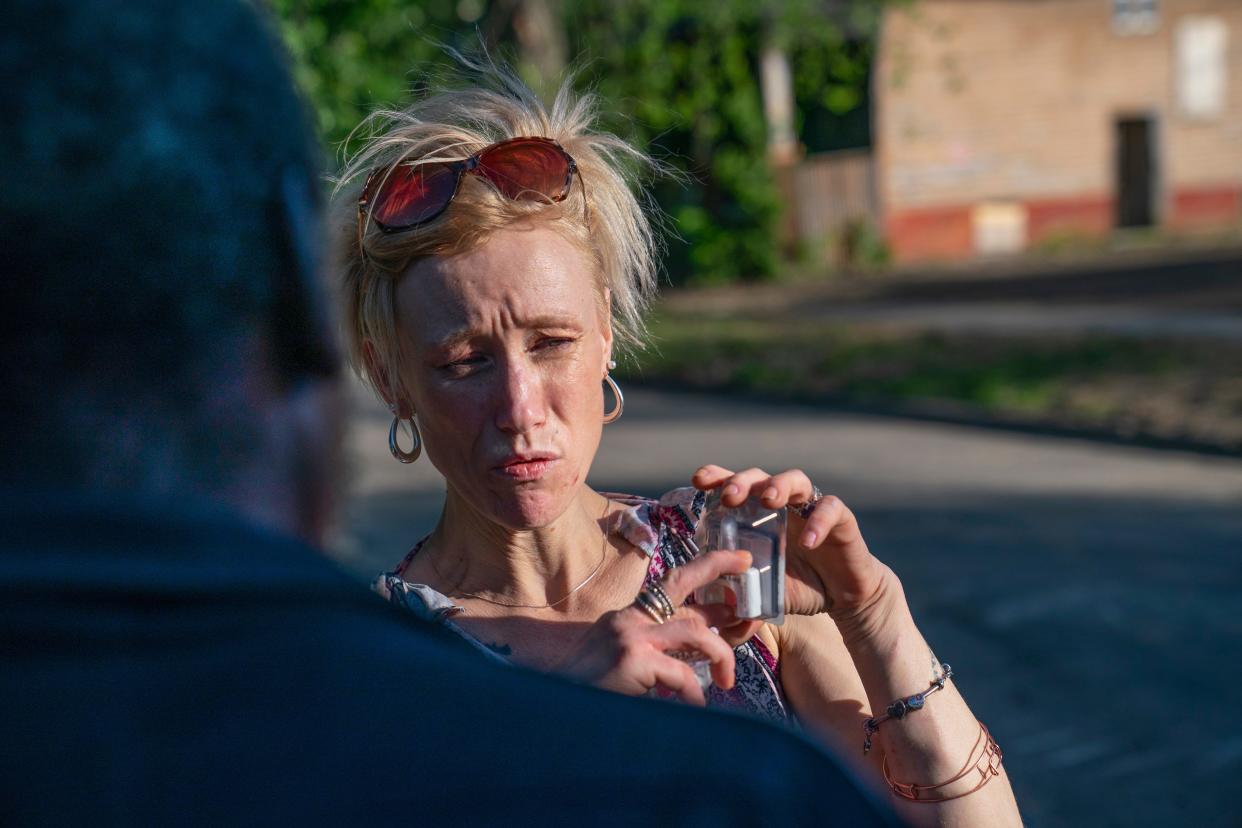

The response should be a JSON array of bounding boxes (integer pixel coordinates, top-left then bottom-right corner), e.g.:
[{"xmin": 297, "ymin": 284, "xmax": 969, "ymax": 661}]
[{"xmin": 335, "ymin": 62, "xmax": 1022, "ymax": 823}]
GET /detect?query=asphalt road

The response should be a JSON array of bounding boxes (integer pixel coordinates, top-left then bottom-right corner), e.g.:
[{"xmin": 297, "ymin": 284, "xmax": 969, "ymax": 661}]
[
  {"xmin": 332, "ymin": 382, "xmax": 1242, "ymax": 828},
  {"xmin": 666, "ymin": 246, "xmax": 1242, "ymax": 341},
  {"xmin": 795, "ymin": 301, "xmax": 1242, "ymax": 340}
]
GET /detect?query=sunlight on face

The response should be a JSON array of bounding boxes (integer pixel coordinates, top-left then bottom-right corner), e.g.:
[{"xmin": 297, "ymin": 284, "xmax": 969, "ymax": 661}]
[{"xmin": 394, "ymin": 224, "xmax": 613, "ymax": 529}]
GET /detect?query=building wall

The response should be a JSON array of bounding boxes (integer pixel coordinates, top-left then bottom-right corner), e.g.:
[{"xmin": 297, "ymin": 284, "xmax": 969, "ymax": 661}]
[{"xmin": 874, "ymin": 0, "xmax": 1242, "ymax": 261}]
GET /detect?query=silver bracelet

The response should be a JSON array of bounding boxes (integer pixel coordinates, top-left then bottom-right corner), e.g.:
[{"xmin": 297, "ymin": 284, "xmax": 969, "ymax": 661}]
[{"xmin": 862, "ymin": 663, "xmax": 953, "ymax": 755}]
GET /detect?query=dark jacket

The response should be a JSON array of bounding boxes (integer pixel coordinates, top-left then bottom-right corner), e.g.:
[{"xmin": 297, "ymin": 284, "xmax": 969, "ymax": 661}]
[{"xmin": 0, "ymin": 491, "xmax": 900, "ymax": 827}]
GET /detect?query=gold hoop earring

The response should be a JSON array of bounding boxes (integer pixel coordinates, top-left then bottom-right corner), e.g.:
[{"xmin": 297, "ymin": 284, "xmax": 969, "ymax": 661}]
[
  {"xmin": 388, "ymin": 410, "xmax": 422, "ymax": 463},
  {"xmin": 603, "ymin": 364, "xmax": 624, "ymax": 425}
]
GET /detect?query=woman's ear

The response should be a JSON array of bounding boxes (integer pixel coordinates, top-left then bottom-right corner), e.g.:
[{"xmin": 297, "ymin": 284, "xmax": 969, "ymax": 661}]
[{"xmin": 600, "ymin": 286, "xmax": 615, "ymax": 374}]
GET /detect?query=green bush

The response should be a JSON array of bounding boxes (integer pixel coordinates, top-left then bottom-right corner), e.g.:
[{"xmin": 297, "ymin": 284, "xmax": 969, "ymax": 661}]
[{"xmin": 268, "ymin": 0, "xmax": 886, "ymax": 285}]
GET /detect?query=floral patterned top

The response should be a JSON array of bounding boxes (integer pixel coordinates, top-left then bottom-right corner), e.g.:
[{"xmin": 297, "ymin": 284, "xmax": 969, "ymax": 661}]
[{"xmin": 374, "ymin": 488, "xmax": 792, "ymax": 725}]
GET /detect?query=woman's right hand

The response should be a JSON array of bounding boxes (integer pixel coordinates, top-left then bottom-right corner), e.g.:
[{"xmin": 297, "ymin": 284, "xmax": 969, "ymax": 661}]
[{"xmin": 553, "ymin": 549, "xmax": 754, "ymax": 706}]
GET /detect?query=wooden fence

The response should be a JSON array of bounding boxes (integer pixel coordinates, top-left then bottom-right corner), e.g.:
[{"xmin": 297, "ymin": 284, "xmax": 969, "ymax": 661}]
[{"xmin": 785, "ymin": 148, "xmax": 878, "ymax": 255}]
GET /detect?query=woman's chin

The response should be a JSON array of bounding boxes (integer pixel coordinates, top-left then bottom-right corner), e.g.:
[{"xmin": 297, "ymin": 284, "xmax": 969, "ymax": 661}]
[{"xmin": 489, "ymin": 485, "xmax": 573, "ymax": 530}]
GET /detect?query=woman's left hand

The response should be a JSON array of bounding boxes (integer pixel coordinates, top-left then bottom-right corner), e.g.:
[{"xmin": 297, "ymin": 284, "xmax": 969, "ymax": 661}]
[{"xmin": 692, "ymin": 465, "xmax": 887, "ymax": 618}]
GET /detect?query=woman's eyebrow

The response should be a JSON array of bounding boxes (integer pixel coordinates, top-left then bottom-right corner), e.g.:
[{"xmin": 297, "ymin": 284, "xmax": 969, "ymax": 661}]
[
  {"xmin": 524, "ymin": 314, "xmax": 583, "ymax": 330},
  {"xmin": 423, "ymin": 329, "xmax": 472, "ymax": 353},
  {"xmin": 433, "ymin": 315, "xmax": 584, "ymax": 348}
]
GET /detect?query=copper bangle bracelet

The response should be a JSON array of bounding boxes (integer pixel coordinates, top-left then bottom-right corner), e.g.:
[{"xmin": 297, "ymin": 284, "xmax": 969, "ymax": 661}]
[{"xmin": 883, "ymin": 720, "xmax": 1003, "ymax": 803}]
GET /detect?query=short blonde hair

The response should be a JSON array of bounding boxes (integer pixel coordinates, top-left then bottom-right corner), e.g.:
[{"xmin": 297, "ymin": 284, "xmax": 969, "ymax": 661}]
[{"xmin": 332, "ymin": 56, "xmax": 662, "ymax": 404}]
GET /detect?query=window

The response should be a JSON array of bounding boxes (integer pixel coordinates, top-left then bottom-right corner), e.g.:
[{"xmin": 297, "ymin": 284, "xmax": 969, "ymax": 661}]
[
  {"xmin": 1114, "ymin": 0, "xmax": 1159, "ymax": 35},
  {"xmin": 1176, "ymin": 16, "xmax": 1228, "ymax": 120}
]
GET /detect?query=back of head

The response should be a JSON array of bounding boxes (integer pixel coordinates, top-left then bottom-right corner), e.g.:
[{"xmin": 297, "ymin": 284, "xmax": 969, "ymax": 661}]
[{"xmin": 0, "ymin": 0, "xmax": 332, "ymax": 495}]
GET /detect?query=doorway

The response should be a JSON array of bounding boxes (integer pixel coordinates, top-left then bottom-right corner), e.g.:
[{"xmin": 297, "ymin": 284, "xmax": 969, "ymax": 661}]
[{"xmin": 1116, "ymin": 116, "xmax": 1157, "ymax": 228}]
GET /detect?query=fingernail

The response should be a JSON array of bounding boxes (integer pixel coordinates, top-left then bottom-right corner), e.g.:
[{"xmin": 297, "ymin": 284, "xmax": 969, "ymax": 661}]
[
  {"xmin": 709, "ymin": 626, "xmax": 720, "ymax": 635},
  {"xmin": 762, "ymin": 487, "xmax": 778, "ymax": 501},
  {"xmin": 724, "ymin": 484, "xmax": 739, "ymax": 497},
  {"xmin": 802, "ymin": 531, "xmax": 817, "ymax": 547}
]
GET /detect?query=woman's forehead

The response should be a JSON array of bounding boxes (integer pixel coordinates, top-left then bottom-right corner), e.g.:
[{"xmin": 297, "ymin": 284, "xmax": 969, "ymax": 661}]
[{"xmin": 396, "ymin": 225, "xmax": 600, "ymax": 344}]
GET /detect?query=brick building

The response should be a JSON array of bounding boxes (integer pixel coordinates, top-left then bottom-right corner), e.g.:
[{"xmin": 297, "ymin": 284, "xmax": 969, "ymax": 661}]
[{"xmin": 873, "ymin": 0, "xmax": 1242, "ymax": 262}]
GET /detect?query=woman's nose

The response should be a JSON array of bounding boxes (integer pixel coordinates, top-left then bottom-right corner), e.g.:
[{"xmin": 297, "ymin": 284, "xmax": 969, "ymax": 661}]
[{"xmin": 493, "ymin": 358, "xmax": 547, "ymax": 436}]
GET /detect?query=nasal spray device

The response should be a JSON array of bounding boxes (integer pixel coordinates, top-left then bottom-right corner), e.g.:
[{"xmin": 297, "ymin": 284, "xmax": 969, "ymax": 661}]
[
  {"xmin": 654, "ymin": 490, "xmax": 787, "ymax": 698},
  {"xmin": 692, "ymin": 490, "xmax": 786, "ymax": 625}
]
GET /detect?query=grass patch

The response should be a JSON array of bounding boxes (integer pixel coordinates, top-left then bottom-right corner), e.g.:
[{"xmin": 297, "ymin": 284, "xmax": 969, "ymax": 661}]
[{"xmin": 620, "ymin": 308, "xmax": 1242, "ymax": 451}]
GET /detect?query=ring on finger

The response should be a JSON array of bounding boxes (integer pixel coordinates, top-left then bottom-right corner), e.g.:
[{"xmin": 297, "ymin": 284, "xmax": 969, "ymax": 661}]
[
  {"xmin": 634, "ymin": 588, "xmax": 673, "ymax": 624},
  {"xmin": 792, "ymin": 484, "xmax": 824, "ymax": 520},
  {"xmin": 667, "ymin": 649, "xmax": 714, "ymax": 692},
  {"xmin": 647, "ymin": 581, "xmax": 676, "ymax": 619},
  {"xmin": 666, "ymin": 649, "xmax": 703, "ymax": 661}
]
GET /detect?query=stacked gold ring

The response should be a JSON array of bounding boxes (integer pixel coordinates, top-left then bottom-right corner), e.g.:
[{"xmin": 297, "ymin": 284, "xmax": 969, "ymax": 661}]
[
  {"xmin": 634, "ymin": 584, "xmax": 676, "ymax": 624},
  {"xmin": 646, "ymin": 582, "xmax": 675, "ymax": 618}
]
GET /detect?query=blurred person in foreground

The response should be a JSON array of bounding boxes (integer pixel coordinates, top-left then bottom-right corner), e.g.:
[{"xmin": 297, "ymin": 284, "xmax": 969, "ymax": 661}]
[
  {"xmin": 0, "ymin": 1, "xmax": 903, "ymax": 825},
  {"xmin": 341, "ymin": 58, "xmax": 1022, "ymax": 825}
]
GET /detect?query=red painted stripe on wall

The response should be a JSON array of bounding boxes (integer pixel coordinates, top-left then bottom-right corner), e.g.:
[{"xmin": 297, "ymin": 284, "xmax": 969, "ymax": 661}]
[
  {"xmin": 886, "ymin": 187, "xmax": 1241, "ymax": 262},
  {"xmin": 1170, "ymin": 186, "xmax": 1242, "ymax": 229},
  {"xmin": 1025, "ymin": 195, "xmax": 1113, "ymax": 244},
  {"xmin": 885, "ymin": 204, "xmax": 973, "ymax": 262}
]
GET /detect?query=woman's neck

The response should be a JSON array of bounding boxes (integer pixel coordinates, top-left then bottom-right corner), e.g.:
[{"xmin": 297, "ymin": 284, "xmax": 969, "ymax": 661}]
[{"xmin": 423, "ymin": 485, "xmax": 614, "ymax": 611}]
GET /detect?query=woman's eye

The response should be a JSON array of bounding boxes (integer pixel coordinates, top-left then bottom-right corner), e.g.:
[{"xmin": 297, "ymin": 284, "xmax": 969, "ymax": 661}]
[
  {"xmin": 439, "ymin": 355, "xmax": 484, "ymax": 376},
  {"xmin": 535, "ymin": 337, "xmax": 576, "ymax": 352}
]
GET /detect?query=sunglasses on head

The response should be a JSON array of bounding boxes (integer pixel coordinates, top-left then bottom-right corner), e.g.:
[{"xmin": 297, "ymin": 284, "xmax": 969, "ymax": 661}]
[{"xmin": 358, "ymin": 136, "xmax": 580, "ymax": 234}]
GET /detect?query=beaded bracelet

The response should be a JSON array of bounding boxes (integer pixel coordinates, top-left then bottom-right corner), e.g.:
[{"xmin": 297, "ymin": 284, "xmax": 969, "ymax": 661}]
[{"xmin": 862, "ymin": 663, "xmax": 953, "ymax": 755}]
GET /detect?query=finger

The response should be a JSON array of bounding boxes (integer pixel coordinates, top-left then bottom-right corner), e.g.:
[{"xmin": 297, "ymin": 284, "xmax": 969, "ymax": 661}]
[
  {"xmin": 649, "ymin": 656, "xmax": 708, "ymax": 706},
  {"xmin": 691, "ymin": 464, "xmax": 735, "ymax": 491},
  {"xmin": 626, "ymin": 578, "xmax": 743, "ymax": 630},
  {"xmin": 681, "ymin": 601, "xmax": 743, "ymax": 630},
  {"xmin": 756, "ymin": 469, "xmax": 816, "ymax": 511},
  {"xmin": 717, "ymin": 467, "xmax": 771, "ymax": 507},
  {"xmin": 715, "ymin": 618, "xmax": 764, "ymax": 649},
  {"xmin": 620, "ymin": 599, "xmax": 665, "ymax": 628},
  {"xmin": 799, "ymin": 494, "xmax": 854, "ymax": 549},
  {"xmin": 648, "ymin": 619, "xmax": 736, "ymax": 689},
  {"xmin": 659, "ymin": 548, "xmax": 753, "ymax": 605},
  {"xmin": 681, "ymin": 593, "xmax": 763, "ymax": 648}
]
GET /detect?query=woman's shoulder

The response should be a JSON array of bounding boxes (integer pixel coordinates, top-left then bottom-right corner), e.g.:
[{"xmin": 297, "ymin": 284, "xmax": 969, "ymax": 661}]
[
  {"xmin": 603, "ymin": 487, "xmax": 705, "ymax": 532},
  {"xmin": 372, "ymin": 571, "xmax": 462, "ymax": 623},
  {"xmin": 603, "ymin": 487, "xmax": 705, "ymax": 564},
  {"xmin": 653, "ymin": 486, "xmax": 707, "ymax": 535},
  {"xmin": 371, "ymin": 535, "xmax": 468, "ymax": 625}
]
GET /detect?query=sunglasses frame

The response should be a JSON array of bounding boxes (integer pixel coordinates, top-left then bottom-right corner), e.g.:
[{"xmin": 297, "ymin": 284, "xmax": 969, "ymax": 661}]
[{"xmin": 358, "ymin": 136, "xmax": 579, "ymax": 235}]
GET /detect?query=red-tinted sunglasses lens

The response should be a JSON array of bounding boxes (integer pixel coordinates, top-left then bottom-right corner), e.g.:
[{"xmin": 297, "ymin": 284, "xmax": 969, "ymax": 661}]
[
  {"xmin": 475, "ymin": 140, "xmax": 573, "ymax": 203},
  {"xmin": 368, "ymin": 163, "xmax": 459, "ymax": 230}
]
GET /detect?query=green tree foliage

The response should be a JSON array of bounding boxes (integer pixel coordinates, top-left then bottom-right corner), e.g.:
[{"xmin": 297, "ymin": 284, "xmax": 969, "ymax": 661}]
[
  {"xmin": 564, "ymin": 2, "xmax": 778, "ymax": 284},
  {"xmin": 564, "ymin": 1, "xmax": 887, "ymax": 283},
  {"xmin": 266, "ymin": 0, "xmax": 473, "ymax": 161},
  {"xmin": 267, "ymin": 0, "xmax": 883, "ymax": 284}
]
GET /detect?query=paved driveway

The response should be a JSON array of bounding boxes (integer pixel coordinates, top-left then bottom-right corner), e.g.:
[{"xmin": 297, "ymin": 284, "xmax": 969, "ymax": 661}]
[{"xmin": 334, "ymin": 383, "xmax": 1242, "ymax": 828}]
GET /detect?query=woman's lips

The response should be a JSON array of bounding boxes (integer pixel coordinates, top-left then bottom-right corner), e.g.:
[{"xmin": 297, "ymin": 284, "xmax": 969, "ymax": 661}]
[{"xmin": 493, "ymin": 456, "xmax": 558, "ymax": 482}]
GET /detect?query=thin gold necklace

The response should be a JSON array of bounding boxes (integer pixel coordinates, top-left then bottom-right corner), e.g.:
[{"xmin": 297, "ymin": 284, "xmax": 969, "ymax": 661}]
[{"xmin": 436, "ymin": 500, "xmax": 612, "ymax": 610}]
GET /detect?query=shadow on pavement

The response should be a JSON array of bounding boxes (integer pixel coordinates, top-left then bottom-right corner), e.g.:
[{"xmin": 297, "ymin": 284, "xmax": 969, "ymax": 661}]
[
  {"xmin": 334, "ymin": 384, "xmax": 1242, "ymax": 827},
  {"xmin": 335, "ymin": 482, "xmax": 1242, "ymax": 828}
]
